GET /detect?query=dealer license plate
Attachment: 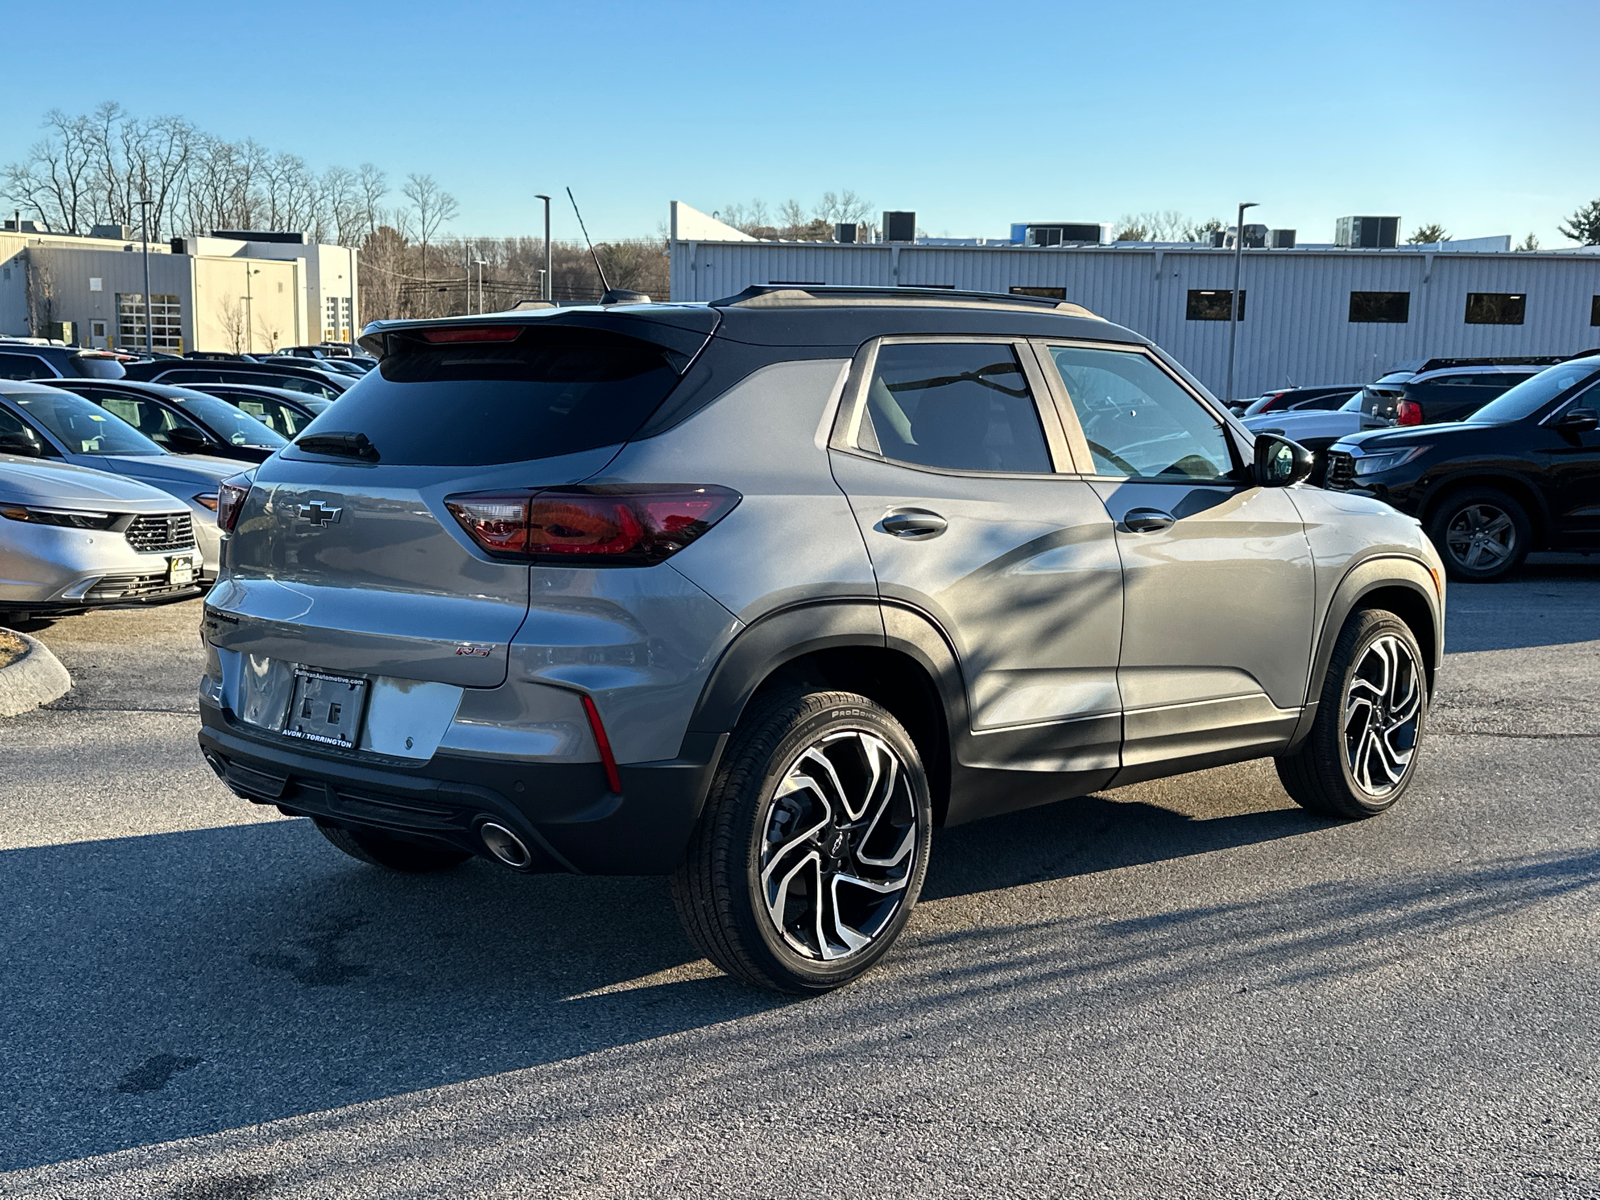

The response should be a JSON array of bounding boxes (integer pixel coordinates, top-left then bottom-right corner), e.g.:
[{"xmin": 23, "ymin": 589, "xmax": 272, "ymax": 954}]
[
  {"xmin": 168, "ymin": 555, "xmax": 195, "ymax": 586},
  {"xmin": 281, "ymin": 668, "xmax": 368, "ymax": 749}
]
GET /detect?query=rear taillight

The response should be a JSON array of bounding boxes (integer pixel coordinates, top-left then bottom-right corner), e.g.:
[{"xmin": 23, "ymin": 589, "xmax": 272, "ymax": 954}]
[
  {"xmin": 1395, "ymin": 399, "xmax": 1423, "ymax": 426},
  {"xmin": 217, "ymin": 473, "xmax": 254, "ymax": 532},
  {"xmin": 444, "ymin": 485, "xmax": 740, "ymax": 566}
]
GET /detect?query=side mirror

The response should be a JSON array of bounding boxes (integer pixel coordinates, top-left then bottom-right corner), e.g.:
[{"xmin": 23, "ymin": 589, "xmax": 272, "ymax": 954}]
[
  {"xmin": 164, "ymin": 425, "xmax": 212, "ymax": 452},
  {"xmin": 1254, "ymin": 434, "xmax": 1313, "ymax": 487},
  {"xmin": 0, "ymin": 433, "xmax": 43, "ymax": 458},
  {"xmin": 1553, "ymin": 407, "xmax": 1598, "ymax": 435}
]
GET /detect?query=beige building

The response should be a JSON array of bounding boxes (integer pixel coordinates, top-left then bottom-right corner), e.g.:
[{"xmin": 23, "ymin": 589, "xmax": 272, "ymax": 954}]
[{"xmin": 0, "ymin": 225, "xmax": 357, "ymax": 353}]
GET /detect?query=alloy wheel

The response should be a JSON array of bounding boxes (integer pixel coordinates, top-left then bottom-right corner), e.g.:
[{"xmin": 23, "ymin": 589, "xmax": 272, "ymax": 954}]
[
  {"xmin": 759, "ymin": 729, "xmax": 918, "ymax": 961},
  {"xmin": 1444, "ymin": 502, "xmax": 1515, "ymax": 572},
  {"xmin": 1343, "ymin": 634, "xmax": 1423, "ymax": 797}
]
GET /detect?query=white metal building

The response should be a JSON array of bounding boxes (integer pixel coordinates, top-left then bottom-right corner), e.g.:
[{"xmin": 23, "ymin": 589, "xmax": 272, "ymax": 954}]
[{"xmin": 667, "ymin": 204, "xmax": 1600, "ymax": 398}]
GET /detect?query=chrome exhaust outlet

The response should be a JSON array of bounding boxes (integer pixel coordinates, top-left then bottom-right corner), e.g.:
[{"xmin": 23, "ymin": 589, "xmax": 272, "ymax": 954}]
[{"xmin": 480, "ymin": 822, "xmax": 534, "ymax": 869}]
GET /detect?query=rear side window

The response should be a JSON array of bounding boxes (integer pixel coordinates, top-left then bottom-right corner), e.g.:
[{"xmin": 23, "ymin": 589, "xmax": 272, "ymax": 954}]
[
  {"xmin": 294, "ymin": 326, "xmax": 684, "ymax": 466},
  {"xmin": 0, "ymin": 353, "xmax": 57, "ymax": 380},
  {"xmin": 859, "ymin": 343, "xmax": 1052, "ymax": 473}
]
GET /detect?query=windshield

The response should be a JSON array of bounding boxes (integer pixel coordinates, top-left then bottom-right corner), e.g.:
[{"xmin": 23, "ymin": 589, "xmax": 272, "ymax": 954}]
[
  {"xmin": 1465, "ymin": 359, "xmax": 1600, "ymax": 424},
  {"xmin": 13, "ymin": 390, "xmax": 164, "ymax": 455},
  {"xmin": 172, "ymin": 395, "xmax": 287, "ymax": 446}
]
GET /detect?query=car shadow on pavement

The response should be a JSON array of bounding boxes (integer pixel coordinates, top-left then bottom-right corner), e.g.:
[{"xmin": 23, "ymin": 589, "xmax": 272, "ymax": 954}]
[{"xmin": 0, "ymin": 787, "xmax": 1328, "ymax": 1172}]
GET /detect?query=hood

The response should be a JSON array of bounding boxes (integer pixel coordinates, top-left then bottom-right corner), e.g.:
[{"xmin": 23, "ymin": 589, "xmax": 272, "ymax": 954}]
[
  {"xmin": 1242, "ymin": 409, "xmax": 1365, "ymax": 435},
  {"xmin": 95, "ymin": 454, "xmax": 240, "ymax": 489},
  {"xmin": 1339, "ymin": 422, "xmax": 1484, "ymax": 451},
  {"xmin": 0, "ymin": 453, "xmax": 188, "ymax": 511}
]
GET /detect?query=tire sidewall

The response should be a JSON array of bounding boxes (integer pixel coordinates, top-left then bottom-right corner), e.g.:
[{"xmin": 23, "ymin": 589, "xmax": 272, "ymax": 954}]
[
  {"xmin": 1326, "ymin": 614, "xmax": 1428, "ymax": 815},
  {"xmin": 1429, "ymin": 487, "xmax": 1530, "ymax": 582},
  {"xmin": 732, "ymin": 697, "xmax": 933, "ymax": 991}
]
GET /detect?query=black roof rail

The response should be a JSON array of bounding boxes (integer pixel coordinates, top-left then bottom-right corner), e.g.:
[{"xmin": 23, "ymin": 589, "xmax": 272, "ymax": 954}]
[{"xmin": 710, "ymin": 284, "xmax": 1102, "ymax": 319}]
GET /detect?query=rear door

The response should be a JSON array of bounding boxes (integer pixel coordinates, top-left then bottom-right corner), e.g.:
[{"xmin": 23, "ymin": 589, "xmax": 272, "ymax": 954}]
[
  {"xmin": 828, "ymin": 338, "xmax": 1125, "ymax": 809},
  {"xmin": 1036, "ymin": 341, "xmax": 1315, "ymax": 781}
]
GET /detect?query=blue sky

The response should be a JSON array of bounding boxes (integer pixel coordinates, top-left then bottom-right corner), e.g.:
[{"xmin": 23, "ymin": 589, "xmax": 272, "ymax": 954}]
[{"xmin": 2, "ymin": 0, "xmax": 1596, "ymax": 245}]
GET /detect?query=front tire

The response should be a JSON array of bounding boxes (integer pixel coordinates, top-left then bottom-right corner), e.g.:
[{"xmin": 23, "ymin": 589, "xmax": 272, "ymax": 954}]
[
  {"xmin": 1428, "ymin": 486, "xmax": 1530, "ymax": 582},
  {"xmin": 1276, "ymin": 609, "xmax": 1428, "ymax": 819},
  {"xmin": 672, "ymin": 689, "xmax": 933, "ymax": 994},
  {"xmin": 314, "ymin": 819, "xmax": 471, "ymax": 873}
]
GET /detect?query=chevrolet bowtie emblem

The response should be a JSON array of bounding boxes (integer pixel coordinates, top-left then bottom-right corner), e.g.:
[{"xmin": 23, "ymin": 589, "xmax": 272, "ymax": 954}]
[{"xmin": 298, "ymin": 502, "xmax": 342, "ymax": 526}]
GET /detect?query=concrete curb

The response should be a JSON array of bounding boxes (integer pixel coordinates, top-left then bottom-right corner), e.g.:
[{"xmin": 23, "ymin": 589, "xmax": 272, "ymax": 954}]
[{"xmin": 0, "ymin": 629, "xmax": 72, "ymax": 717}]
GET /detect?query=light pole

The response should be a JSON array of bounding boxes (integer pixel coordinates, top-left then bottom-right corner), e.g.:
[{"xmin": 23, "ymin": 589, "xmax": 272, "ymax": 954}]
[
  {"xmin": 472, "ymin": 248, "xmax": 489, "ymax": 314},
  {"xmin": 136, "ymin": 198, "xmax": 153, "ymax": 354},
  {"xmin": 348, "ymin": 244, "xmax": 357, "ymax": 348},
  {"xmin": 1225, "ymin": 201, "xmax": 1258, "ymax": 405},
  {"xmin": 244, "ymin": 266, "xmax": 260, "ymax": 354},
  {"xmin": 535, "ymin": 194, "xmax": 551, "ymax": 301}
]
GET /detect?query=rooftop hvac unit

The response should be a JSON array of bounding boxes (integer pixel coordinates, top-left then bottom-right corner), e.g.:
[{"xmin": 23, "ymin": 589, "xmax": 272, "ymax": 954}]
[
  {"xmin": 882, "ymin": 211, "xmax": 917, "ymax": 243},
  {"xmin": 1335, "ymin": 216, "xmax": 1399, "ymax": 249},
  {"xmin": 89, "ymin": 224, "xmax": 134, "ymax": 240},
  {"xmin": 835, "ymin": 223, "xmax": 857, "ymax": 244},
  {"xmin": 1020, "ymin": 223, "xmax": 1103, "ymax": 247},
  {"xmin": 1267, "ymin": 228, "xmax": 1297, "ymax": 249}
]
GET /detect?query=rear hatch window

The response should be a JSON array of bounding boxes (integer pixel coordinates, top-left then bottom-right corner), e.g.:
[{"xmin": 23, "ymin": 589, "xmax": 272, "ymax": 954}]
[{"xmin": 291, "ymin": 325, "xmax": 688, "ymax": 467}]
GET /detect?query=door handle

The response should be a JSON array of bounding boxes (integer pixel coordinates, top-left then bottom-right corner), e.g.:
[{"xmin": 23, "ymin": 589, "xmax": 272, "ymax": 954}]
[
  {"xmin": 1122, "ymin": 508, "xmax": 1174, "ymax": 533},
  {"xmin": 880, "ymin": 509, "xmax": 948, "ymax": 539}
]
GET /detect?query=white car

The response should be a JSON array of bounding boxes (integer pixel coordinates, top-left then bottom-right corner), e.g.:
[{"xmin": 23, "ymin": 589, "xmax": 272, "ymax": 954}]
[
  {"xmin": 0, "ymin": 380, "xmax": 235, "ymax": 580},
  {"xmin": 0, "ymin": 454, "xmax": 201, "ymax": 616}
]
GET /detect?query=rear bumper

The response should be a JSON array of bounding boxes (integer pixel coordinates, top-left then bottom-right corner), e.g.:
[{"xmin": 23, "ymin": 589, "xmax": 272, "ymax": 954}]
[{"xmin": 198, "ymin": 701, "xmax": 724, "ymax": 875}]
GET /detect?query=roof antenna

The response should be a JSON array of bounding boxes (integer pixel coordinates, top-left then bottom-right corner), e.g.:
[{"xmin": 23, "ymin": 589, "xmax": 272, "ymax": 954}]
[{"xmin": 566, "ymin": 187, "xmax": 611, "ymax": 293}]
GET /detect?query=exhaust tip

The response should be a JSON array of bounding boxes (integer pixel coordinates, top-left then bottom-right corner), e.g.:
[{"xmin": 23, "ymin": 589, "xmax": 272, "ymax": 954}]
[
  {"xmin": 201, "ymin": 750, "xmax": 228, "ymax": 781},
  {"xmin": 480, "ymin": 822, "xmax": 533, "ymax": 869}
]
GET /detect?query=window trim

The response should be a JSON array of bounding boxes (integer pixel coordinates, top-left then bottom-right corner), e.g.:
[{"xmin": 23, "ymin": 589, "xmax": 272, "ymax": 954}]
[
  {"xmin": 1348, "ymin": 290, "xmax": 1411, "ymax": 324},
  {"xmin": 829, "ymin": 335, "xmax": 1077, "ymax": 476},
  {"xmin": 1030, "ymin": 338, "xmax": 1246, "ymax": 484}
]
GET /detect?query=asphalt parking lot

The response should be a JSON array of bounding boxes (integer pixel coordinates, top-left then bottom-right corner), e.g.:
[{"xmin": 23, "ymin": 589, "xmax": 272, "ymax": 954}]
[{"xmin": 2, "ymin": 560, "xmax": 1598, "ymax": 1199}]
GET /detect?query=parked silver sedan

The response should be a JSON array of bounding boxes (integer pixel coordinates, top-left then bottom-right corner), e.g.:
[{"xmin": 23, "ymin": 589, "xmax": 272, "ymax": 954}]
[
  {"xmin": 0, "ymin": 453, "xmax": 201, "ymax": 615},
  {"xmin": 0, "ymin": 380, "xmax": 235, "ymax": 581}
]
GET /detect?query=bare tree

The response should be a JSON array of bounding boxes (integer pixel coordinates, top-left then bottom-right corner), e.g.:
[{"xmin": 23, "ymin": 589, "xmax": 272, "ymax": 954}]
[
  {"xmin": 403, "ymin": 173, "xmax": 458, "ymax": 283},
  {"xmin": 1, "ymin": 109, "xmax": 99, "ymax": 234},
  {"xmin": 1113, "ymin": 215, "xmax": 1150, "ymax": 241},
  {"xmin": 814, "ymin": 190, "xmax": 872, "ymax": 225},
  {"xmin": 1185, "ymin": 217, "xmax": 1225, "ymax": 242}
]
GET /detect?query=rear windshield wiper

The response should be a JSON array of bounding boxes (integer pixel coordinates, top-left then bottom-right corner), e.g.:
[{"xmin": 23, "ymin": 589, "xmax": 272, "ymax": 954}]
[{"xmin": 294, "ymin": 431, "xmax": 380, "ymax": 462}]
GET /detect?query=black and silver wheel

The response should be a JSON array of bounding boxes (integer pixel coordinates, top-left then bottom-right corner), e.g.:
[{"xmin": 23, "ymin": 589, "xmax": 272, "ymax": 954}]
[
  {"xmin": 1276, "ymin": 608, "xmax": 1428, "ymax": 819},
  {"xmin": 1429, "ymin": 487, "xmax": 1530, "ymax": 582},
  {"xmin": 313, "ymin": 819, "xmax": 471, "ymax": 873},
  {"xmin": 672, "ymin": 689, "xmax": 932, "ymax": 993}
]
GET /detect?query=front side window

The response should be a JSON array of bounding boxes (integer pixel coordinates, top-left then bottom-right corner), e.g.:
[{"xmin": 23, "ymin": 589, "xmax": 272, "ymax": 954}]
[
  {"xmin": 859, "ymin": 342, "xmax": 1052, "ymax": 474},
  {"xmin": 0, "ymin": 353, "xmax": 56, "ymax": 380},
  {"xmin": 1465, "ymin": 293, "xmax": 1526, "ymax": 325},
  {"xmin": 1046, "ymin": 346, "xmax": 1236, "ymax": 481},
  {"xmin": 0, "ymin": 405, "xmax": 60, "ymax": 455}
]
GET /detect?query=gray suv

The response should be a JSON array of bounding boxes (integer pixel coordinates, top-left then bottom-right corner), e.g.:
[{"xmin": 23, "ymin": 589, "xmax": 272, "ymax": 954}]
[{"xmin": 198, "ymin": 287, "xmax": 1445, "ymax": 993}]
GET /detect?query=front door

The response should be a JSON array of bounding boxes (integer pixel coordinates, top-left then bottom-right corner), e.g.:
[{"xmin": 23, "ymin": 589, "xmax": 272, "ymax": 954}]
[
  {"xmin": 1541, "ymin": 380, "xmax": 1600, "ymax": 543},
  {"xmin": 828, "ymin": 338, "xmax": 1125, "ymax": 818},
  {"xmin": 1037, "ymin": 341, "xmax": 1315, "ymax": 782}
]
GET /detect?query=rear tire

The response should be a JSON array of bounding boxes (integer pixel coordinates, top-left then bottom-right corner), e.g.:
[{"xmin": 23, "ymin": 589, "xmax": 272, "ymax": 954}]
[
  {"xmin": 1428, "ymin": 486, "xmax": 1530, "ymax": 582},
  {"xmin": 671, "ymin": 689, "xmax": 932, "ymax": 994},
  {"xmin": 313, "ymin": 819, "xmax": 471, "ymax": 873},
  {"xmin": 1276, "ymin": 608, "xmax": 1427, "ymax": 819}
]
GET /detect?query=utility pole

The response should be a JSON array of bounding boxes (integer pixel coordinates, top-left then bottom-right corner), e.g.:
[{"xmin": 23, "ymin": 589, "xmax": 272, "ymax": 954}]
[
  {"xmin": 137, "ymin": 198, "xmax": 153, "ymax": 354},
  {"xmin": 1225, "ymin": 201, "xmax": 1258, "ymax": 405},
  {"xmin": 535, "ymin": 194, "xmax": 552, "ymax": 301},
  {"xmin": 348, "ymin": 244, "xmax": 357, "ymax": 347}
]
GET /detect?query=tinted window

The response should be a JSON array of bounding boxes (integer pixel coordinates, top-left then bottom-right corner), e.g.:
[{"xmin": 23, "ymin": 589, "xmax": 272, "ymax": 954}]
[
  {"xmin": 10, "ymin": 390, "xmax": 163, "ymax": 454},
  {"xmin": 1349, "ymin": 291, "xmax": 1410, "ymax": 323},
  {"xmin": 215, "ymin": 392, "xmax": 311, "ymax": 437},
  {"xmin": 0, "ymin": 353, "xmax": 57, "ymax": 380},
  {"xmin": 860, "ymin": 343, "xmax": 1051, "ymax": 473},
  {"xmin": 172, "ymin": 394, "xmax": 287, "ymax": 446},
  {"xmin": 1592, "ymin": 296, "xmax": 1599, "ymax": 327},
  {"xmin": 1186, "ymin": 290, "xmax": 1244, "ymax": 321},
  {"xmin": 0, "ymin": 405, "xmax": 60, "ymax": 455},
  {"xmin": 1465, "ymin": 293, "xmax": 1526, "ymax": 325},
  {"xmin": 1465, "ymin": 360, "xmax": 1600, "ymax": 424},
  {"xmin": 1048, "ymin": 346, "xmax": 1235, "ymax": 480},
  {"xmin": 293, "ymin": 326, "xmax": 683, "ymax": 467},
  {"xmin": 1293, "ymin": 391, "xmax": 1357, "ymax": 410},
  {"xmin": 90, "ymin": 394, "xmax": 189, "ymax": 439}
]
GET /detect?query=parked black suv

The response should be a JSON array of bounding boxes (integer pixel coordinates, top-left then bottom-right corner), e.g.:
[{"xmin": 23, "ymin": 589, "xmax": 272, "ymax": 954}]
[
  {"xmin": 0, "ymin": 340, "xmax": 127, "ymax": 380},
  {"xmin": 1325, "ymin": 354, "xmax": 1600, "ymax": 580},
  {"xmin": 122, "ymin": 357, "xmax": 350, "ymax": 401}
]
